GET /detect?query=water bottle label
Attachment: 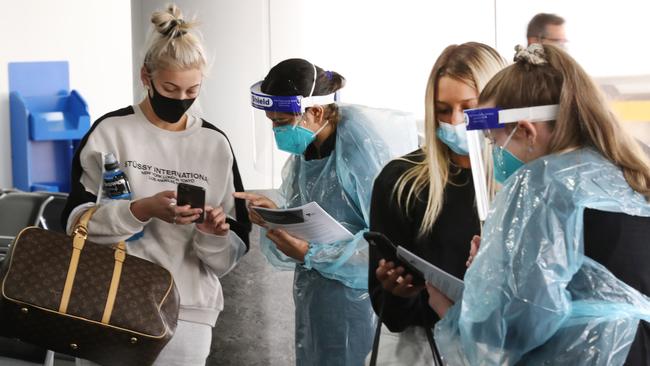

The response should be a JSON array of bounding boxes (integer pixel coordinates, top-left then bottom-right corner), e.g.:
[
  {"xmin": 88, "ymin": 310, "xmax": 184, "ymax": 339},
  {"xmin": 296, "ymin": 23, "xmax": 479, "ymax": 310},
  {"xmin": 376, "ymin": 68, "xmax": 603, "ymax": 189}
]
[{"xmin": 104, "ymin": 174, "xmax": 131, "ymax": 199}]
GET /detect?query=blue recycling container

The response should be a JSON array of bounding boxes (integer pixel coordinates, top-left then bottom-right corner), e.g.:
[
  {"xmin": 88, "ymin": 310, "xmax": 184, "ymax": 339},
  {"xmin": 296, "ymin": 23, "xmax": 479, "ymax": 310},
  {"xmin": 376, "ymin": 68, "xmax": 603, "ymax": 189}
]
[{"xmin": 8, "ymin": 61, "xmax": 90, "ymax": 192}]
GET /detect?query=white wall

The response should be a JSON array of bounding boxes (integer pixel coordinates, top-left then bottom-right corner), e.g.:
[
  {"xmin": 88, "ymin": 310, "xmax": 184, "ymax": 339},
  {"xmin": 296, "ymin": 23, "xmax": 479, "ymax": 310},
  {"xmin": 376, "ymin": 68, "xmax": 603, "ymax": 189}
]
[
  {"xmin": 131, "ymin": 0, "xmax": 497, "ymax": 189},
  {"xmin": 0, "ymin": 0, "xmax": 133, "ymax": 189},
  {"xmin": 271, "ymin": 0, "xmax": 496, "ymax": 117},
  {"xmin": 6, "ymin": 1, "xmax": 650, "ymax": 190}
]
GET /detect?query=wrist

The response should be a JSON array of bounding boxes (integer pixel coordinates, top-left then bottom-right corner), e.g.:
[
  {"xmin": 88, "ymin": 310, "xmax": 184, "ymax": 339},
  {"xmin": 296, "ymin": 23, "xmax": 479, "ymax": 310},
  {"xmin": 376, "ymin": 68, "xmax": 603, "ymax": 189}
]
[
  {"xmin": 130, "ymin": 198, "xmax": 151, "ymax": 221},
  {"xmin": 301, "ymin": 243, "xmax": 312, "ymax": 267},
  {"xmin": 299, "ymin": 243, "xmax": 309, "ymax": 262},
  {"xmin": 431, "ymin": 295, "xmax": 452, "ymax": 318}
]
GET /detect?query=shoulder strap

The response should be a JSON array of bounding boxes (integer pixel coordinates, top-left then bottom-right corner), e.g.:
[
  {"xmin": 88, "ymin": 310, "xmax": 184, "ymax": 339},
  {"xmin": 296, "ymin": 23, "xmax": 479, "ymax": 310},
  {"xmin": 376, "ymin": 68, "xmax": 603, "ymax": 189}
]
[
  {"xmin": 425, "ymin": 326, "xmax": 443, "ymax": 366},
  {"xmin": 72, "ymin": 206, "xmax": 97, "ymax": 237},
  {"xmin": 369, "ymin": 312, "xmax": 383, "ymax": 366}
]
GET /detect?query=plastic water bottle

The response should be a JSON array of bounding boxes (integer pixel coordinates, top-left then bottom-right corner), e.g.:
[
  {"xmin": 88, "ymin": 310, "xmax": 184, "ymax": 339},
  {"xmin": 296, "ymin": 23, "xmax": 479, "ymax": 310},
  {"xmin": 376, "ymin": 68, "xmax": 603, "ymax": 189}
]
[
  {"xmin": 103, "ymin": 153, "xmax": 143, "ymax": 241},
  {"xmin": 103, "ymin": 153, "xmax": 131, "ymax": 200}
]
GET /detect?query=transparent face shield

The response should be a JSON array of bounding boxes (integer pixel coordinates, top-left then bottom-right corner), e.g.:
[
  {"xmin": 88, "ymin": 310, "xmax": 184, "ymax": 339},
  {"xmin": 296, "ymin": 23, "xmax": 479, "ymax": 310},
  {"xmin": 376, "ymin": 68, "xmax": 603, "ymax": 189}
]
[
  {"xmin": 250, "ymin": 63, "xmax": 338, "ymax": 156},
  {"xmin": 464, "ymin": 104, "xmax": 560, "ymax": 221}
]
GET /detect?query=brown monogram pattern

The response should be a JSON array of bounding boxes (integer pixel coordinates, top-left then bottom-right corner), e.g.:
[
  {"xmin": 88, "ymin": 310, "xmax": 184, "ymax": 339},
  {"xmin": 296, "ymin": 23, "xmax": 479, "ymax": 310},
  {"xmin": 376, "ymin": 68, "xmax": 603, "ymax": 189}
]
[
  {"xmin": 110, "ymin": 255, "xmax": 178, "ymax": 335},
  {"xmin": 0, "ymin": 227, "xmax": 180, "ymax": 366},
  {"xmin": 1, "ymin": 301, "xmax": 165, "ymax": 366},
  {"xmin": 67, "ymin": 241, "xmax": 114, "ymax": 321},
  {"xmin": 2, "ymin": 229, "xmax": 71, "ymax": 310}
]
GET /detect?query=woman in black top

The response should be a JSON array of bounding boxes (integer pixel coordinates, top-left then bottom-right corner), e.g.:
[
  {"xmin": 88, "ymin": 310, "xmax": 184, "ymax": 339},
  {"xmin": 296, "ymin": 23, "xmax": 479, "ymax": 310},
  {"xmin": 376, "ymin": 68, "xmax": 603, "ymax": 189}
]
[{"xmin": 369, "ymin": 43, "xmax": 506, "ymax": 336}]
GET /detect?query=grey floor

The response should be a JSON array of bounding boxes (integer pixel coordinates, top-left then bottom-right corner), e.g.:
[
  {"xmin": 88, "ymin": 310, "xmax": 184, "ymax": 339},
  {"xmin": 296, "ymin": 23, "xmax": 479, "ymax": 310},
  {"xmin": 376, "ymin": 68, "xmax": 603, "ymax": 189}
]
[{"xmin": 207, "ymin": 218, "xmax": 296, "ymax": 365}]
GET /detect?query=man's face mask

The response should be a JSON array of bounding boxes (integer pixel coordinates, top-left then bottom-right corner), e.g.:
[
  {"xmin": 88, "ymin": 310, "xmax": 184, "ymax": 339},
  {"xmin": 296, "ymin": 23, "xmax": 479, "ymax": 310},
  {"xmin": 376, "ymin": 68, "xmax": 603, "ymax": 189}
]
[
  {"xmin": 273, "ymin": 116, "xmax": 329, "ymax": 155},
  {"xmin": 149, "ymin": 80, "xmax": 196, "ymax": 123},
  {"xmin": 492, "ymin": 126, "xmax": 524, "ymax": 184},
  {"xmin": 436, "ymin": 121, "xmax": 469, "ymax": 156}
]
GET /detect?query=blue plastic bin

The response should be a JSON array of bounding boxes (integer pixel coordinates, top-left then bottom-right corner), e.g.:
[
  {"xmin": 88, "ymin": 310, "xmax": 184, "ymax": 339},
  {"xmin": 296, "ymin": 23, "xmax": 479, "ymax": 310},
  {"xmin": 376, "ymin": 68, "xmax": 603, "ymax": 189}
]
[{"xmin": 8, "ymin": 61, "xmax": 90, "ymax": 192}]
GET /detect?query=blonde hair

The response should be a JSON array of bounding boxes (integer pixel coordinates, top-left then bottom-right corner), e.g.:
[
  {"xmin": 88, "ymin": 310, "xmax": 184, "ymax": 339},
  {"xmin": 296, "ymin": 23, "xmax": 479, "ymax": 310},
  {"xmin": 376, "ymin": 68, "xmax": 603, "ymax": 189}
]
[
  {"xmin": 395, "ymin": 42, "xmax": 507, "ymax": 236},
  {"xmin": 480, "ymin": 44, "xmax": 650, "ymax": 200},
  {"xmin": 143, "ymin": 4, "xmax": 207, "ymax": 75}
]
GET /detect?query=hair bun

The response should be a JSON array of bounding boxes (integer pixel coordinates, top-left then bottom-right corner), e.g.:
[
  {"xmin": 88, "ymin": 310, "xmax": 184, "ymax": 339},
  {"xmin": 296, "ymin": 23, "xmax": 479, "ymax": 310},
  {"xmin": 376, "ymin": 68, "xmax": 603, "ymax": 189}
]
[
  {"xmin": 151, "ymin": 4, "xmax": 188, "ymax": 39},
  {"xmin": 514, "ymin": 44, "xmax": 548, "ymax": 65}
]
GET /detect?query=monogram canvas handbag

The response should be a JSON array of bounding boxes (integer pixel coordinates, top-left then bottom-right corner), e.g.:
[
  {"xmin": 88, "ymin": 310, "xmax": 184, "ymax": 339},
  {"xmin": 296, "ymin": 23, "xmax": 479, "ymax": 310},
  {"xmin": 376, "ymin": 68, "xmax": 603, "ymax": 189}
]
[{"xmin": 0, "ymin": 207, "xmax": 179, "ymax": 366}]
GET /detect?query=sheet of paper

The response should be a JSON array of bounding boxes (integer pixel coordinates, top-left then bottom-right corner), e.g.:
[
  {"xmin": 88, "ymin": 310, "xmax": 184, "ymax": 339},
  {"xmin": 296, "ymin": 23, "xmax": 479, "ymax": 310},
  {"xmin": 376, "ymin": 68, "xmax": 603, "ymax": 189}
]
[
  {"xmin": 252, "ymin": 202, "xmax": 354, "ymax": 243},
  {"xmin": 396, "ymin": 246, "xmax": 465, "ymax": 302}
]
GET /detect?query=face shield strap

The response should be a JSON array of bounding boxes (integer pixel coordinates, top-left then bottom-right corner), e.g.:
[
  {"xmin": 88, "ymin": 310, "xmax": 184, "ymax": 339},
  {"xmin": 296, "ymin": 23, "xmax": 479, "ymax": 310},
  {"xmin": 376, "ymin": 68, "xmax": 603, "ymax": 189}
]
[
  {"xmin": 308, "ymin": 63, "xmax": 317, "ymax": 99},
  {"xmin": 464, "ymin": 104, "xmax": 559, "ymax": 131},
  {"xmin": 501, "ymin": 125, "xmax": 519, "ymax": 149}
]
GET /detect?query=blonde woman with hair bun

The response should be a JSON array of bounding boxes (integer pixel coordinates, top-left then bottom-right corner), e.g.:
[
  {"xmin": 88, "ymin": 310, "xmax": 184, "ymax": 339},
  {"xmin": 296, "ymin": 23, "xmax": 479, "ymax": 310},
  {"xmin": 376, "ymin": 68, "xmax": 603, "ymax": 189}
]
[
  {"xmin": 63, "ymin": 5, "xmax": 251, "ymax": 365},
  {"xmin": 367, "ymin": 42, "xmax": 506, "ymax": 365}
]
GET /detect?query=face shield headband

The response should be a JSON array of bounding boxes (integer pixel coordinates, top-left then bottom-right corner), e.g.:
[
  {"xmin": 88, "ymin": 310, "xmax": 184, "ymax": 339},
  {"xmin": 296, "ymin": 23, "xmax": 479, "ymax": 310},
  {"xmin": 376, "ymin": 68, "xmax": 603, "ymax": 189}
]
[
  {"xmin": 464, "ymin": 104, "xmax": 560, "ymax": 131},
  {"xmin": 250, "ymin": 64, "xmax": 337, "ymax": 114}
]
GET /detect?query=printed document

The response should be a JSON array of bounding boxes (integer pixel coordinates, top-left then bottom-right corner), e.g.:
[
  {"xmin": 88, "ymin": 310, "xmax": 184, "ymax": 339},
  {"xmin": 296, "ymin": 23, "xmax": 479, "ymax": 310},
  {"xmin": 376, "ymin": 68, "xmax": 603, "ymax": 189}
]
[{"xmin": 252, "ymin": 202, "xmax": 354, "ymax": 243}]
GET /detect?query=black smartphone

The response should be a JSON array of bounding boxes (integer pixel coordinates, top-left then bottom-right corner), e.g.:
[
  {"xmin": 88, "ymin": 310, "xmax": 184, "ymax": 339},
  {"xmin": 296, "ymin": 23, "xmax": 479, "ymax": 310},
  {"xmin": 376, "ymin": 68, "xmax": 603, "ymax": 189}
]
[
  {"xmin": 364, "ymin": 231, "xmax": 425, "ymax": 285},
  {"xmin": 177, "ymin": 183, "xmax": 206, "ymax": 224}
]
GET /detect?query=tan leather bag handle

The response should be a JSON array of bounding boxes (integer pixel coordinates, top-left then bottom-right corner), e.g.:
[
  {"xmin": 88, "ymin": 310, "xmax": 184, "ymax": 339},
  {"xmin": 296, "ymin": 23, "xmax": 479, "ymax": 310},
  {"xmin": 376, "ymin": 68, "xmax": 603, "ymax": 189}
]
[{"xmin": 60, "ymin": 207, "xmax": 127, "ymax": 325}]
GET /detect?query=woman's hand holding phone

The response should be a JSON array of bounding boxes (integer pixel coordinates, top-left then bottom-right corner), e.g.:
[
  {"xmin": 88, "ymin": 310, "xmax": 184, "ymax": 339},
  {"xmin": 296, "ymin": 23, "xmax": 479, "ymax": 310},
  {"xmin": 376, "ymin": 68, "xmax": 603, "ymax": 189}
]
[
  {"xmin": 131, "ymin": 190, "xmax": 202, "ymax": 224},
  {"xmin": 376, "ymin": 259, "xmax": 425, "ymax": 298}
]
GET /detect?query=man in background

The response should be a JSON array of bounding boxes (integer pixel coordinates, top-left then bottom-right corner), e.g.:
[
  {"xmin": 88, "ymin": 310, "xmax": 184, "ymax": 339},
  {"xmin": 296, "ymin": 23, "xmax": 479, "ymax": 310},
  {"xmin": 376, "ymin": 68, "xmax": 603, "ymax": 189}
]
[{"xmin": 526, "ymin": 13, "xmax": 567, "ymax": 48}]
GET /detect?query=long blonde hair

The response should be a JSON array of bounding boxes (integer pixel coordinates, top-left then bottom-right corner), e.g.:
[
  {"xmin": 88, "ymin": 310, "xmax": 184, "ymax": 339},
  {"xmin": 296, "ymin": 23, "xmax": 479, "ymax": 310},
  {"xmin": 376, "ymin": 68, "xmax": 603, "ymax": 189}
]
[
  {"xmin": 395, "ymin": 42, "xmax": 507, "ymax": 236},
  {"xmin": 143, "ymin": 4, "xmax": 207, "ymax": 75},
  {"xmin": 480, "ymin": 44, "xmax": 650, "ymax": 200}
]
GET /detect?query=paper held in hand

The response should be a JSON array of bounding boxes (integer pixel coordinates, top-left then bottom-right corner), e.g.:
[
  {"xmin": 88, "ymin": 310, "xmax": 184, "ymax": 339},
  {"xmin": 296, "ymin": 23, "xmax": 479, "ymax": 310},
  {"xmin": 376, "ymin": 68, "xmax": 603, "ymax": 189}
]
[
  {"xmin": 396, "ymin": 246, "xmax": 465, "ymax": 302},
  {"xmin": 251, "ymin": 202, "xmax": 354, "ymax": 243}
]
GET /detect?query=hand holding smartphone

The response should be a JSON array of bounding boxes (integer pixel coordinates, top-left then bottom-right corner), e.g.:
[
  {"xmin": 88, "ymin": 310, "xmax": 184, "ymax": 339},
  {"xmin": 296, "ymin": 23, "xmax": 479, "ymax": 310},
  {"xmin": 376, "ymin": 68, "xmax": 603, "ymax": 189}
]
[
  {"xmin": 177, "ymin": 183, "xmax": 206, "ymax": 223},
  {"xmin": 364, "ymin": 231, "xmax": 425, "ymax": 285}
]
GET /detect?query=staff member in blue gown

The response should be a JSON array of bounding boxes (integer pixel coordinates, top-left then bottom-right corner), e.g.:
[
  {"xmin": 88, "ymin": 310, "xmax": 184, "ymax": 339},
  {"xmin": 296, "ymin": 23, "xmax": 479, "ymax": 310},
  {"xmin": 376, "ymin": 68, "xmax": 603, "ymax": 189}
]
[{"xmin": 235, "ymin": 58, "xmax": 418, "ymax": 366}]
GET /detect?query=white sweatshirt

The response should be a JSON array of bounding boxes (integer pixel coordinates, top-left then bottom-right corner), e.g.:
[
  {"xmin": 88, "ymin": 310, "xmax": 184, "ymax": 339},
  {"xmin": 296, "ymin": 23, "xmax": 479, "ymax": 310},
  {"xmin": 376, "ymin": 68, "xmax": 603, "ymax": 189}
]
[{"xmin": 62, "ymin": 105, "xmax": 251, "ymax": 326}]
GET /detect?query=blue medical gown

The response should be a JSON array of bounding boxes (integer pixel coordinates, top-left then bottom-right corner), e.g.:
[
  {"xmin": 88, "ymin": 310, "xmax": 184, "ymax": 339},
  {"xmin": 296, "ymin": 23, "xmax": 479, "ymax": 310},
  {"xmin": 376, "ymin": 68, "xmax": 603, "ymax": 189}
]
[
  {"xmin": 261, "ymin": 104, "xmax": 418, "ymax": 365},
  {"xmin": 435, "ymin": 148, "xmax": 650, "ymax": 365}
]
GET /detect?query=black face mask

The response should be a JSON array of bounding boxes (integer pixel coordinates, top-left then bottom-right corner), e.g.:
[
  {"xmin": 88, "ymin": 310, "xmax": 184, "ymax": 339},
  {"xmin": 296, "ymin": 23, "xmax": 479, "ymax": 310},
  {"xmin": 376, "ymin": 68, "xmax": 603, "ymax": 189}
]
[{"xmin": 148, "ymin": 80, "xmax": 196, "ymax": 123}]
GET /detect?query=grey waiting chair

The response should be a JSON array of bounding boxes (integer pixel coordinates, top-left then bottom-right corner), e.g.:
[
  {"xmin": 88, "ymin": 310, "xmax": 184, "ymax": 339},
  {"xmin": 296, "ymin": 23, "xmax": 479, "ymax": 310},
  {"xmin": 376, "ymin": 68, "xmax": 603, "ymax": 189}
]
[
  {"xmin": 36, "ymin": 192, "xmax": 68, "ymax": 233},
  {"xmin": 0, "ymin": 192, "xmax": 57, "ymax": 366},
  {"xmin": 0, "ymin": 192, "xmax": 53, "ymax": 262}
]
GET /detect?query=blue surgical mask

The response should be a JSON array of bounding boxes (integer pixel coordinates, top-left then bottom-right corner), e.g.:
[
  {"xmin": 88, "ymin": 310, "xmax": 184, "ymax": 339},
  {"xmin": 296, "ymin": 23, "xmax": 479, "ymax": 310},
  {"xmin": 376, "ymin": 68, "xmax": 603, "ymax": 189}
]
[
  {"xmin": 436, "ymin": 121, "xmax": 469, "ymax": 155},
  {"xmin": 273, "ymin": 119, "xmax": 329, "ymax": 155},
  {"xmin": 492, "ymin": 126, "xmax": 524, "ymax": 184}
]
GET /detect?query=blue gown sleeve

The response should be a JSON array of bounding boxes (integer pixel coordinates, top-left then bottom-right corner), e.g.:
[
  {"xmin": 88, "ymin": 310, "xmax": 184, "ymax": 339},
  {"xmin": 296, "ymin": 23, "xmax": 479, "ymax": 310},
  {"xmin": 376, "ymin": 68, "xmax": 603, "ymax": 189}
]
[
  {"xmin": 303, "ymin": 229, "xmax": 369, "ymax": 290},
  {"xmin": 435, "ymin": 177, "xmax": 575, "ymax": 365}
]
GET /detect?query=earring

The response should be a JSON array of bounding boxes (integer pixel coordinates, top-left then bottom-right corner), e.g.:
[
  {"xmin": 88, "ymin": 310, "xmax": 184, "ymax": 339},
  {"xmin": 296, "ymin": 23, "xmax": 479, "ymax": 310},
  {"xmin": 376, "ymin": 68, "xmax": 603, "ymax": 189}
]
[{"xmin": 528, "ymin": 142, "xmax": 534, "ymax": 153}]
